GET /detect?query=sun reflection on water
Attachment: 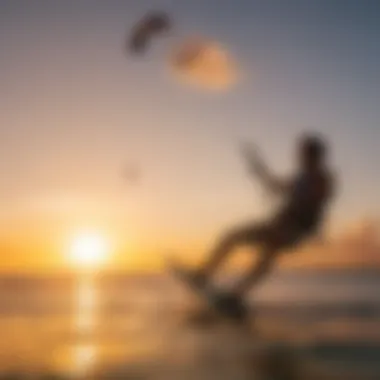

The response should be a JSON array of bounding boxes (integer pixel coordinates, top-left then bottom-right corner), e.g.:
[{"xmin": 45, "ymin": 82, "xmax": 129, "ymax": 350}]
[
  {"xmin": 71, "ymin": 344, "xmax": 97, "ymax": 377},
  {"xmin": 71, "ymin": 277, "xmax": 97, "ymax": 376},
  {"xmin": 75, "ymin": 278, "xmax": 96, "ymax": 333}
]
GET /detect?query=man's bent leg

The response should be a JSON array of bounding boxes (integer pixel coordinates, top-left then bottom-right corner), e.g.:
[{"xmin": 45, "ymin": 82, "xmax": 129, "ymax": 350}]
[
  {"xmin": 232, "ymin": 223, "xmax": 308, "ymax": 297},
  {"xmin": 208, "ymin": 247, "xmax": 278, "ymax": 321},
  {"xmin": 199, "ymin": 224, "xmax": 265, "ymax": 279},
  {"xmin": 232, "ymin": 247, "xmax": 280, "ymax": 297}
]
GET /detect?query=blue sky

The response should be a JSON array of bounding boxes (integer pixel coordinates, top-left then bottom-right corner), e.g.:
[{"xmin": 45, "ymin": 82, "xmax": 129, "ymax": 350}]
[{"xmin": 0, "ymin": 0, "xmax": 379, "ymax": 268}]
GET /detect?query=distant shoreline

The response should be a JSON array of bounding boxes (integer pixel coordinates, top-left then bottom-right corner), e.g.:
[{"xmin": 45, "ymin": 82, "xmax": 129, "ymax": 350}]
[{"xmin": 0, "ymin": 265, "xmax": 379, "ymax": 280}]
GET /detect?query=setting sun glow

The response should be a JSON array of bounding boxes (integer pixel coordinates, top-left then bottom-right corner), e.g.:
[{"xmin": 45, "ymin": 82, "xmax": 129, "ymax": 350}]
[{"xmin": 69, "ymin": 233, "xmax": 109, "ymax": 268}]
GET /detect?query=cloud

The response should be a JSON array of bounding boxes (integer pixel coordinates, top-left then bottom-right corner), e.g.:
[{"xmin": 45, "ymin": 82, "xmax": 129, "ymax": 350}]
[
  {"xmin": 168, "ymin": 37, "xmax": 239, "ymax": 92},
  {"xmin": 333, "ymin": 218, "xmax": 380, "ymax": 266},
  {"xmin": 289, "ymin": 218, "xmax": 380, "ymax": 268}
]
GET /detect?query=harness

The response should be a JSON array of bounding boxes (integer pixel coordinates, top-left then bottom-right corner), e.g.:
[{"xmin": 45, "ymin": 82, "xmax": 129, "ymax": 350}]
[{"xmin": 278, "ymin": 173, "xmax": 325, "ymax": 232}]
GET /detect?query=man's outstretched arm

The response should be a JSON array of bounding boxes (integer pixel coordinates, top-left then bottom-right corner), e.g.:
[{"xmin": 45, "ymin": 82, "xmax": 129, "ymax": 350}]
[{"xmin": 240, "ymin": 142, "xmax": 290, "ymax": 196}]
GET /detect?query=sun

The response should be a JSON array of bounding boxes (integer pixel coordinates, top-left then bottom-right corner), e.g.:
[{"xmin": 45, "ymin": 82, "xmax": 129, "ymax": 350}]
[{"xmin": 69, "ymin": 232, "xmax": 109, "ymax": 268}]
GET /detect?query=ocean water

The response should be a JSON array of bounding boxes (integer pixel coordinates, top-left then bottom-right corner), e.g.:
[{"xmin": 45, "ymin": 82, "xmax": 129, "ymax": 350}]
[{"xmin": 0, "ymin": 270, "xmax": 379, "ymax": 380}]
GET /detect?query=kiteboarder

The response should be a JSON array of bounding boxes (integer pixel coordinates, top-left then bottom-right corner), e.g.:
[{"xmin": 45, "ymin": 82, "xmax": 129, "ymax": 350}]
[{"xmin": 187, "ymin": 133, "xmax": 336, "ymax": 318}]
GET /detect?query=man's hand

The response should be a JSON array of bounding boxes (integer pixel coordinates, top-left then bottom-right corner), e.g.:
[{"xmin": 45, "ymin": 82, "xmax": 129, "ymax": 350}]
[
  {"xmin": 239, "ymin": 141, "xmax": 289, "ymax": 197},
  {"xmin": 239, "ymin": 141, "xmax": 265, "ymax": 175}
]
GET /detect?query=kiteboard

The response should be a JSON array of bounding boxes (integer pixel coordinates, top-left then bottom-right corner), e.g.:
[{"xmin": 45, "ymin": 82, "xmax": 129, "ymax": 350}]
[{"xmin": 166, "ymin": 257, "xmax": 248, "ymax": 323}]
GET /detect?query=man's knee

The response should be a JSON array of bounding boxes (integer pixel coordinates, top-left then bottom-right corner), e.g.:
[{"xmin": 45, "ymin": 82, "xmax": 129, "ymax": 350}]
[
  {"xmin": 220, "ymin": 228, "xmax": 243, "ymax": 246},
  {"xmin": 222, "ymin": 223, "xmax": 262, "ymax": 246},
  {"xmin": 258, "ymin": 246, "xmax": 282, "ymax": 270}
]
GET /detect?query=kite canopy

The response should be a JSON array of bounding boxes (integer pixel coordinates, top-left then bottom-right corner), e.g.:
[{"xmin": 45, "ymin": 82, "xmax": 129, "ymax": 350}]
[
  {"xmin": 170, "ymin": 37, "xmax": 238, "ymax": 91},
  {"xmin": 129, "ymin": 11, "xmax": 172, "ymax": 54}
]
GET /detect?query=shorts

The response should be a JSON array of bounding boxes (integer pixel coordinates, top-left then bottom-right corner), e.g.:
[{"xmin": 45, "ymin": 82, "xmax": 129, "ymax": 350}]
[{"xmin": 231, "ymin": 219, "xmax": 313, "ymax": 252}]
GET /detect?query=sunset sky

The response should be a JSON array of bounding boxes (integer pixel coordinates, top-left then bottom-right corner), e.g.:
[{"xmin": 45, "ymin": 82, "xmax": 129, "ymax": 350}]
[{"xmin": 0, "ymin": 0, "xmax": 379, "ymax": 272}]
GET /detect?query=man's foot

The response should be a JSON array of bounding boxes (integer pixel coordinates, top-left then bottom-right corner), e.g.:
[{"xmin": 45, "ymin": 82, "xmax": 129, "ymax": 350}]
[
  {"xmin": 214, "ymin": 292, "xmax": 248, "ymax": 321},
  {"xmin": 184, "ymin": 269, "xmax": 208, "ymax": 289}
]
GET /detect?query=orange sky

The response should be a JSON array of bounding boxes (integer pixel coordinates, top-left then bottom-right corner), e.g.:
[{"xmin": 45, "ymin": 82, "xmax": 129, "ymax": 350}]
[
  {"xmin": 0, "ymin": 213, "xmax": 378, "ymax": 273},
  {"xmin": 1, "ymin": 1, "xmax": 379, "ymax": 273}
]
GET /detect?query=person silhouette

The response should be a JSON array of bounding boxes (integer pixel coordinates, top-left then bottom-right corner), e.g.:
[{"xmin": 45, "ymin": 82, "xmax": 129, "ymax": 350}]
[{"xmin": 188, "ymin": 132, "xmax": 336, "ymax": 319}]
